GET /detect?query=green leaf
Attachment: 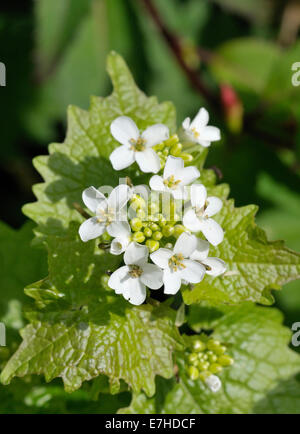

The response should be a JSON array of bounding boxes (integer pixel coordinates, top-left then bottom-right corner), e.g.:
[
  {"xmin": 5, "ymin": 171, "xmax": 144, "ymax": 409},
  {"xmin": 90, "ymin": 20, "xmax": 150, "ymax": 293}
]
[
  {"xmin": 35, "ymin": 0, "xmax": 90, "ymax": 78},
  {"xmin": 210, "ymin": 38, "xmax": 279, "ymax": 109},
  {"xmin": 0, "ymin": 221, "xmax": 47, "ymax": 326},
  {"xmin": 23, "ymin": 52, "xmax": 176, "ymax": 239},
  {"xmin": 182, "ymin": 189, "xmax": 300, "ymax": 305},
  {"xmin": 0, "ymin": 226, "xmax": 183, "ymax": 395},
  {"xmin": 120, "ymin": 304, "xmax": 300, "ymax": 414}
]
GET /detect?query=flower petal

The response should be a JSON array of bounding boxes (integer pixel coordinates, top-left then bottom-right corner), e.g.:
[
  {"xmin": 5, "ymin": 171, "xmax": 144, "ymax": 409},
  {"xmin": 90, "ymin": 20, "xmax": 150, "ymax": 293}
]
[
  {"xmin": 109, "ymin": 145, "xmax": 135, "ymax": 171},
  {"xmin": 180, "ymin": 259, "xmax": 206, "ymax": 283},
  {"xmin": 183, "ymin": 209, "xmax": 203, "ymax": 232},
  {"xmin": 202, "ymin": 257, "xmax": 226, "ymax": 277},
  {"xmin": 150, "ymin": 248, "xmax": 173, "ymax": 269},
  {"xmin": 122, "ymin": 278, "xmax": 146, "ymax": 305},
  {"xmin": 140, "ymin": 264, "xmax": 163, "ymax": 289},
  {"xmin": 78, "ymin": 217, "xmax": 105, "ymax": 242},
  {"xmin": 205, "ymin": 374, "xmax": 221, "ymax": 393},
  {"xmin": 190, "ymin": 184, "xmax": 207, "ymax": 208},
  {"xmin": 174, "ymin": 232, "xmax": 197, "ymax": 258},
  {"xmin": 200, "ymin": 218, "xmax": 224, "ymax": 246},
  {"xmin": 149, "ymin": 175, "xmax": 165, "ymax": 192},
  {"xmin": 201, "ymin": 126, "xmax": 221, "ymax": 142},
  {"xmin": 124, "ymin": 242, "xmax": 148, "ymax": 266},
  {"xmin": 108, "ymin": 265, "xmax": 130, "ymax": 293},
  {"xmin": 107, "ymin": 221, "xmax": 131, "ymax": 238},
  {"xmin": 163, "ymin": 156, "xmax": 184, "ymax": 179},
  {"xmin": 110, "ymin": 237, "xmax": 130, "ymax": 255},
  {"xmin": 190, "ymin": 107, "xmax": 209, "ymax": 130},
  {"xmin": 177, "ymin": 166, "xmax": 200, "ymax": 186},
  {"xmin": 198, "ymin": 140, "xmax": 211, "ymax": 148},
  {"xmin": 163, "ymin": 269, "xmax": 182, "ymax": 295},
  {"xmin": 82, "ymin": 186, "xmax": 106, "ymax": 213},
  {"xmin": 135, "ymin": 148, "xmax": 161, "ymax": 173},
  {"xmin": 107, "ymin": 184, "xmax": 131, "ymax": 211},
  {"xmin": 110, "ymin": 116, "xmax": 139, "ymax": 146},
  {"xmin": 205, "ymin": 196, "xmax": 223, "ymax": 217},
  {"xmin": 190, "ymin": 239, "xmax": 210, "ymax": 261},
  {"xmin": 182, "ymin": 117, "xmax": 191, "ymax": 130},
  {"xmin": 141, "ymin": 124, "xmax": 169, "ymax": 147},
  {"xmin": 171, "ymin": 186, "xmax": 186, "ymax": 200}
]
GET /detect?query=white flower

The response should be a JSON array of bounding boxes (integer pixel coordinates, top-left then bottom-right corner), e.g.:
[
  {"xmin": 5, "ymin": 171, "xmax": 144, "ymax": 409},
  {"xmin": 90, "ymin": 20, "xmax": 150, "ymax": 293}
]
[
  {"xmin": 108, "ymin": 242, "xmax": 163, "ymax": 305},
  {"xmin": 109, "ymin": 116, "xmax": 169, "ymax": 173},
  {"xmin": 183, "ymin": 184, "xmax": 224, "ymax": 246},
  {"xmin": 79, "ymin": 185, "xmax": 131, "ymax": 242},
  {"xmin": 190, "ymin": 239, "xmax": 226, "ymax": 276},
  {"xmin": 107, "ymin": 221, "xmax": 131, "ymax": 255},
  {"xmin": 150, "ymin": 232, "xmax": 206, "ymax": 295},
  {"xmin": 205, "ymin": 374, "xmax": 221, "ymax": 393},
  {"xmin": 149, "ymin": 156, "xmax": 200, "ymax": 199},
  {"xmin": 182, "ymin": 107, "xmax": 220, "ymax": 147}
]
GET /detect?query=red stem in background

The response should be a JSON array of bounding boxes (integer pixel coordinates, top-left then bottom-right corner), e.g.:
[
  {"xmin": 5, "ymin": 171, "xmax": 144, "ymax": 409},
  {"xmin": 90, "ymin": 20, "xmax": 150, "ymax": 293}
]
[{"xmin": 141, "ymin": 0, "xmax": 295, "ymax": 151}]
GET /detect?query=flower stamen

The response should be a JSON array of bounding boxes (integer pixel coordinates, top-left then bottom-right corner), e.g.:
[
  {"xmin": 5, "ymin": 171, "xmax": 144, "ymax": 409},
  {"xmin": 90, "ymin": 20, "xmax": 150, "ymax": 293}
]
[
  {"xmin": 168, "ymin": 253, "xmax": 186, "ymax": 272},
  {"xmin": 129, "ymin": 265, "xmax": 143, "ymax": 278},
  {"xmin": 130, "ymin": 137, "xmax": 146, "ymax": 152},
  {"xmin": 163, "ymin": 175, "xmax": 181, "ymax": 189}
]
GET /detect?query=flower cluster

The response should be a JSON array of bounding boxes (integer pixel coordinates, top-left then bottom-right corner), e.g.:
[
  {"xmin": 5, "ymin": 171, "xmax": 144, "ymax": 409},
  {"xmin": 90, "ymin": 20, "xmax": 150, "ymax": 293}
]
[
  {"xmin": 187, "ymin": 337, "xmax": 234, "ymax": 392},
  {"xmin": 78, "ymin": 108, "xmax": 226, "ymax": 306}
]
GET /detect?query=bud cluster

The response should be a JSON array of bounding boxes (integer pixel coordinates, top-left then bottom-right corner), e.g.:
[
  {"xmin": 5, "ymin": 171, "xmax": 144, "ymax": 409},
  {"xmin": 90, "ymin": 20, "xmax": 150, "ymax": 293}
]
[
  {"xmin": 187, "ymin": 336, "xmax": 234, "ymax": 383},
  {"xmin": 153, "ymin": 134, "xmax": 193, "ymax": 169}
]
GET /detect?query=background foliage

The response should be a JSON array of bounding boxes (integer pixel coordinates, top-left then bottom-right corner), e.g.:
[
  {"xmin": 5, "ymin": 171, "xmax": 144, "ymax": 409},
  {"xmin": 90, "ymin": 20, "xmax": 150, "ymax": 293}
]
[{"xmin": 0, "ymin": 0, "xmax": 300, "ymax": 413}]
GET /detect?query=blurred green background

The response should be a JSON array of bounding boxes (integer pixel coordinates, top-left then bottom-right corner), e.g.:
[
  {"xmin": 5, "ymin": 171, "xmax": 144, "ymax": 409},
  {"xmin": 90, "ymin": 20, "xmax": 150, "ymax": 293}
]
[{"xmin": 0, "ymin": 0, "xmax": 299, "ymax": 413}]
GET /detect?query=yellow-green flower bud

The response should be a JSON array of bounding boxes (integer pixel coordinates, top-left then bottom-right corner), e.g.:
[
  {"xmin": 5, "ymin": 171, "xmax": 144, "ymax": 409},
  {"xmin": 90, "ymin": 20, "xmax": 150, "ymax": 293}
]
[
  {"xmin": 143, "ymin": 227, "xmax": 152, "ymax": 238},
  {"xmin": 208, "ymin": 353, "xmax": 218, "ymax": 363},
  {"xmin": 192, "ymin": 340, "xmax": 206, "ymax": 352},
  {"xmin": 137, "ymin": 209, "xmax": 146, "ymax": 220},
  {"xmin": 152, "ymin": 231, "xmax": 163, "ymax": 241},
  {"xmin": 188, "ymin": 365, "xmax": 199, "ymax": 380},
  {"xmin": 150, "ymin": 223, "xmax": 159, "ymax": 232},
  {"xmin": 173, "ymin": 224, "xmax": 185, "ymax": 237},
  {"xmin": 198, "ymin": 361, "xmax": 210, "ymax": 371},
  {"xmin": 207, "ymin": 339, "xmax": 220, "ymax": 351},
  {"xmin": 130, "ymin": 218, "xmax": 143, "ymax": 232},
  {"xmin": 164, "ymin": 134, "xmax": 179, "ymax": 148},
  {"xmin": 180, "ymin": 152, "xmax": 193, "ymax": 162},
  {"xmin": 132, "ymin": 231, "xmax": 145, "ymax": 243},
  {"xmin": 131, "ymin": 195, "xmax": 146, "ymax": 209},
  {"xmin": 199, "ymin": 371, "xmax": 211, "ymax": 381},
  {"xmin": 218, "ymin": 355, "xmax": 234, "ymax": 366},
  {"xmin": 163, "ymin": 149, "xmax": 169, "ymax": 156},
  {"xmin": 170, "ymin": 142, "xmax": 183, "ymax": 157},
  {"xmin": 214, "ymin": 346, "xmax": 226, "ymax": 356},
  {"xmin": 209, "ymin": 363, "xmax": 223, "ymax": 374},
  {"xmin": 188, "ymin": 353, "xmax": 198, "ymax": 364},
  {"xmin": 153, "ymin": 142, "xmax": 165, "ymax": 151},
  {"xmin": 146, "ymin": 239, "xmax": 160, "ymax": 253},
  {"xmin": 162, "ymin": 225, "xmax": 174, "ymax": 237}
]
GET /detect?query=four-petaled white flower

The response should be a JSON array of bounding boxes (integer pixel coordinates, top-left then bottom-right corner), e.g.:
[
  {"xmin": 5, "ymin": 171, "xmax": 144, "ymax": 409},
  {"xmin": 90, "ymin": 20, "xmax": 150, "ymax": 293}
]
[
  {"xmin": 190, "ymin": 239, "xmax": 226, "ymax": 277},
  {"xmin": 150, "ymin": 232, "xmax": 206, "ymax": 295},
  {"xmin": 108, "ymin": 242, "xmax": 163, "ymax": 305},
  {"xmin": 149, "ymin": 156, "xmax": 200, "ymax": 199},
  {"xmin": 205, "ymin": 374, "xmax": 222, "ymax": 393},
  {"xmin": 109, "ymin": 116, "xmax": 169, "ymax": 173},
  {"xmin": 107, "ymin": 221, "xmax": 131, "ymax": 255},
  {"xmin": 79, "ymin": 185, "xmax": 131, "ymax": 242},
  {"xmin": 183, "ymin": 184, "xmax": 224, "ymax": 246},
  {"xmin": 182, "ymin": 107, "xmax": 220, "ymax": 147}
]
